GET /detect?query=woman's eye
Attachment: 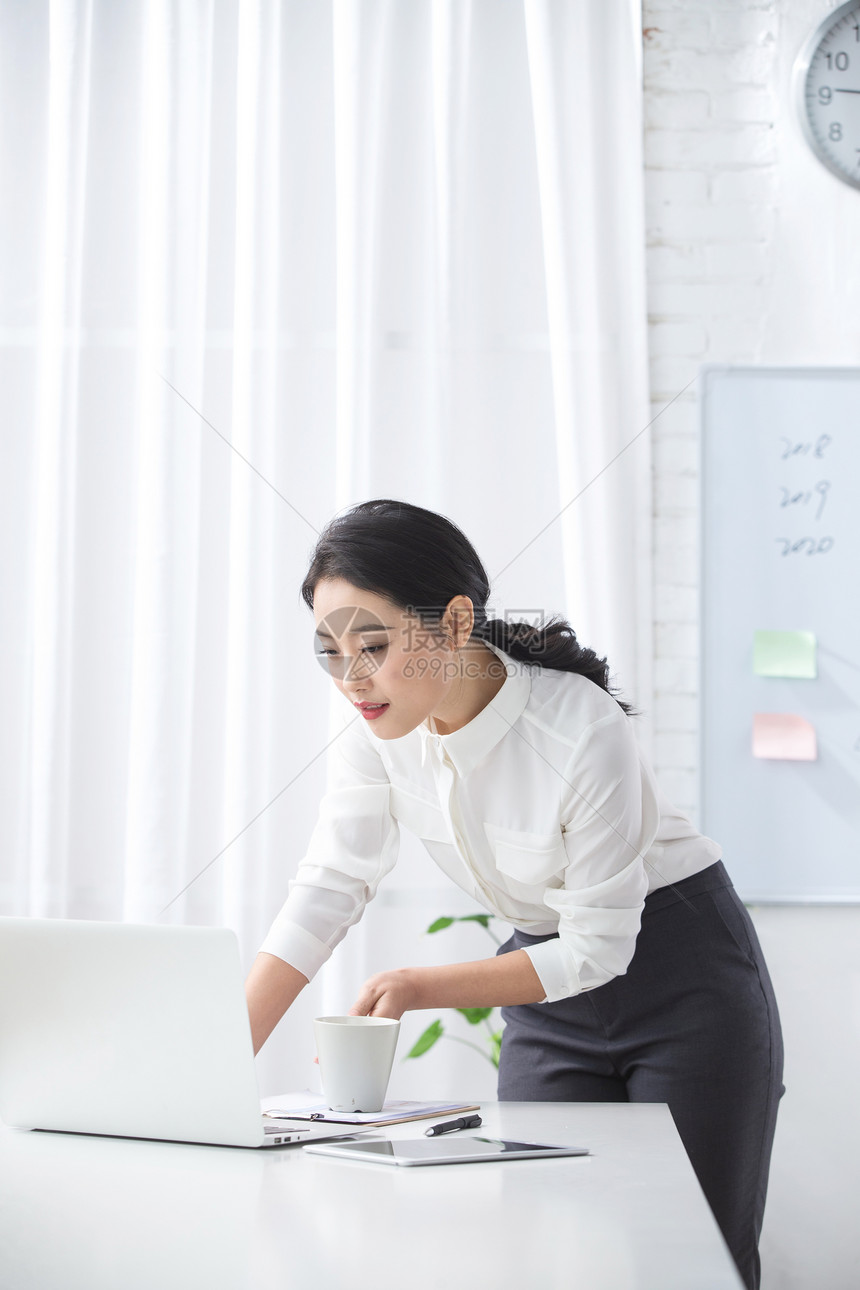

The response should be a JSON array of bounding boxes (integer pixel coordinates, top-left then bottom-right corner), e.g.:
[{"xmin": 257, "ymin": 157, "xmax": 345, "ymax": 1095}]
[
  {"xmin": 316, "ymin": 648, "xmax": 339, "ymax": 657},
  {"xmin": 361, "ymin": 643, "xmax": 387, "ymax": 655}
]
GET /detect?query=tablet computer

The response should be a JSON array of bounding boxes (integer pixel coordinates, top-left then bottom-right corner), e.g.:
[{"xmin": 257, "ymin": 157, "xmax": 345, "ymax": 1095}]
[{"xmin": 303, "ymin": 1135, "xmax": 590, "ymax": 1167}]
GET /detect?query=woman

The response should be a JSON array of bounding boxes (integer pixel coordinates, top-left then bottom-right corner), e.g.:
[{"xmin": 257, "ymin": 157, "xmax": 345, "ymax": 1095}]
[{"xmin": 245, "ymin": 498, "xmax": 783, "ymax": 1290}]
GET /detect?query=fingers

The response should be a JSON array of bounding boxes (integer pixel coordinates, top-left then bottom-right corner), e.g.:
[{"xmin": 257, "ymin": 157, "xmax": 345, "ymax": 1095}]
[
  {"xmin": 348, "ymin": 969, "xmax": 414, "ymax": 1021},
  {"xmin": 349, "ymin": 973, "xmax": 386, "ymax": 1018},
  {"xmin": 350, "ymin": 985, "xmax": 395, "ymax": 1020},
  {"xmin": 348, "ymin": 985, "xmax": 375, "ymax": 1017}
]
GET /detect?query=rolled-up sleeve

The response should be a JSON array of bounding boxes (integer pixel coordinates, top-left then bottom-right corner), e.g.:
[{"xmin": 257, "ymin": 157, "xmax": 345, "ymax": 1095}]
[
  {"xmin": 259, "ymin": 713, "xmax": 400, "ymax": 981},
  {"xmin": 521, "ymin": 714, "xmax": 660, "ymax": 1003}
]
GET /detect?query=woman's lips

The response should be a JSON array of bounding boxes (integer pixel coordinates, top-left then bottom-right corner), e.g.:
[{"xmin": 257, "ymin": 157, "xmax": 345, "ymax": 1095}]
[{"xmin": 355, "ymin": 702, "xmax": 389, "ymax": 720}]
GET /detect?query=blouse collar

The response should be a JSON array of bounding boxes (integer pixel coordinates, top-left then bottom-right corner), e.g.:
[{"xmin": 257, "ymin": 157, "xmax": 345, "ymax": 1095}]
[{"xmin": 418, "ymin": 640, "xmax": 532, "ymax": 775}]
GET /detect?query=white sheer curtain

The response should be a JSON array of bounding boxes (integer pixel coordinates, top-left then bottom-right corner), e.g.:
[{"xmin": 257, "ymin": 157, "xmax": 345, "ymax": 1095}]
[{"xmin": 1, "ymin": 0, "xmax": 649, "ymax": 1096}]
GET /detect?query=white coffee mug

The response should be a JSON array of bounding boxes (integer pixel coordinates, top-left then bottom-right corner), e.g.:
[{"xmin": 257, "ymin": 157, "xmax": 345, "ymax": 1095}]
[{"xmin": 314, "ymin": 1016, "xmax": 401, "ymax": 1113}]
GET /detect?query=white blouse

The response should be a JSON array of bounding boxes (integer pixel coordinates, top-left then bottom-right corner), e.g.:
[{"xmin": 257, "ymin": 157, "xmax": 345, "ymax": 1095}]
[{"xmin": 260, "ymin": 646, "xmax": 721, "ymax": 1003}]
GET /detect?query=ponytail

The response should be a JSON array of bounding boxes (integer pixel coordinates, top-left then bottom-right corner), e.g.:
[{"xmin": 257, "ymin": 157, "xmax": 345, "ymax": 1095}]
[{"xmin": 473, "ymin": 615, "xmax": 636, "ymax": 717}]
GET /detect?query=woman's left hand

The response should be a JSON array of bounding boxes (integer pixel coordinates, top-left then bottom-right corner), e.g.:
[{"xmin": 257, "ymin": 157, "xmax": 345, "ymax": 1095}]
[{"xmin": 349, "ymin": 968, "xmax": 420, "ymax": 1020}]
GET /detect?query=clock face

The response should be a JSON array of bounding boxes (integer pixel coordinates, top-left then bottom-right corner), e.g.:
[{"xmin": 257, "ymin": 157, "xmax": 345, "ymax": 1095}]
[{"xmin": 794, "ymin": 1, "xmax": 860, "ymax": 189}]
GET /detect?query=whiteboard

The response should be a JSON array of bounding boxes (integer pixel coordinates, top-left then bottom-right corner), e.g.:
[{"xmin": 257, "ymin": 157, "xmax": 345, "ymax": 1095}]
[{"xmin": 699, "ymin": 365, "xmax": 860, "ymax": 902}]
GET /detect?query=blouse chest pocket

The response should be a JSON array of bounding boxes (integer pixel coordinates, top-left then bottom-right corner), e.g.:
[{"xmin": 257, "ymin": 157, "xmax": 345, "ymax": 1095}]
[
  {"xmin": 389, "ymin": 786, "xmax": 451, "ymax": 843},
  {"xmin": 483, "ymin": 822, "xmax": 567, "ymax": 887}
]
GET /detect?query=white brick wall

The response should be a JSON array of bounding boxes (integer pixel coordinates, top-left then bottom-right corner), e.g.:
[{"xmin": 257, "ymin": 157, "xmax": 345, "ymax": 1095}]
[
  {"xmin": 643, "ymin": 0, "xmax": 780, "ymax": 820},
  {"xmin": 643, "ymin": 17, "xmax": 860, "ymax": 1278}
]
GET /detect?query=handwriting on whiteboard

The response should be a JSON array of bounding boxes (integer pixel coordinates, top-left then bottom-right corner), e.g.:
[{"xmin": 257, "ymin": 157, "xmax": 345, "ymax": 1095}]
[
  {"xmin": 779, "ymin": 434, "xmax": 832, "ymax": 460},
  {"xmin": 778, "ymin": 480, "xmax": 830, "ymax": 520},
  {"xmin": 775, "ymin": 435, "xmax": 835, "ymax": 556},
  {"xmin": 774, "ymin": 535, "xmax": 834, "ymax": 557}
]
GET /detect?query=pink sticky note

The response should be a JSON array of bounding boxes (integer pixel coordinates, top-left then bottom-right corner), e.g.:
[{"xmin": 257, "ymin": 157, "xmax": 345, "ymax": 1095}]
[{"xmin": 752, "ymin": 713, "xmax": 817, "ymax": 761}]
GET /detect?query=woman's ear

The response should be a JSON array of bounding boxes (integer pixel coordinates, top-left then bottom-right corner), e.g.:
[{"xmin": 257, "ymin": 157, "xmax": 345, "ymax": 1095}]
[{"xmin": 441, "ymin": 595, "xmax": 475, "ymax": 649}]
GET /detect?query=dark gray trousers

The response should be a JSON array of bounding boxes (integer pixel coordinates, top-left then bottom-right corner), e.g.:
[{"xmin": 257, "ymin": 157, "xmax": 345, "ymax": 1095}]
[{"xmin": 496, "ymin": 861, "xmax": 784, "ymax": 1290}]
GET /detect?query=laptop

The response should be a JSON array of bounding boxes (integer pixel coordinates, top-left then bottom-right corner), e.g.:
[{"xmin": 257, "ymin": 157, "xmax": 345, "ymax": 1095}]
[{"xmin": 0, "ymin": 917, "xmax": 361, "ymax": 1149}]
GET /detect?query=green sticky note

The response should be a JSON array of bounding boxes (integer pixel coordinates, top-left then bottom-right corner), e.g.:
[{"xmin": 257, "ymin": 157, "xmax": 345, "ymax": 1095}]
[{"xmin": 753, "ymin": 630, "xmax": 817, "ymax": 680}]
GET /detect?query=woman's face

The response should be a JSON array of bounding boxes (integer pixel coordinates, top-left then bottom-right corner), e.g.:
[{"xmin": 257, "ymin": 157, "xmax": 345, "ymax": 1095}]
[{"xmin": 311, "ymin": 578, "xmax": 467, "ymax": 739}]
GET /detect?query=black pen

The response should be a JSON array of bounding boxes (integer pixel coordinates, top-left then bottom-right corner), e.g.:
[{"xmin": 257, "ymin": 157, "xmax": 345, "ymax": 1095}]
[{"xmin": 425, "ymin": 1114, "xmax": 482, "ymax": 1136}]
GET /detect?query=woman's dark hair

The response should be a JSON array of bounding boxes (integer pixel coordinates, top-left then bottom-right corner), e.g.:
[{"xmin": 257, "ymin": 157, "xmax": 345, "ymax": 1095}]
[{"xmin": 302, "ymin": 499, "xmax": 634, "ymax": 715}]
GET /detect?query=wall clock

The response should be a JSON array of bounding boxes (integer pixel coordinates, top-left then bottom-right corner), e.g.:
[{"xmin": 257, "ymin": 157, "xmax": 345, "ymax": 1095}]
[{"xmin": 794, "ymin": 1, "xmax": 860, "ymax": 189}]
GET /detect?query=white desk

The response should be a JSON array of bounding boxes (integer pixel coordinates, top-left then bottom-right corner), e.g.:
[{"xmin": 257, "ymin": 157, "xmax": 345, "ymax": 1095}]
[{"xmin": 0, "ymin": 1102, "xmax": 742, "ymax": 1289}]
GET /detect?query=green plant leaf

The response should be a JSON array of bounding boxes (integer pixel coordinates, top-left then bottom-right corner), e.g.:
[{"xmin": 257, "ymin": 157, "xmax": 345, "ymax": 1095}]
[
  {"xmin": 425, "ymin": 917, "xmax": 455, "ymax": 934},
  {"xmin": 489, "ymin": 1030, "xmax": 503, "ymax": 1068},
  {"xmin": 456, "ymin": 1007, "xmax": 494, "ymax": 1025},
  {"xmin": 406, "ymin": 1019, "xmax": 444, "ymax": 1058},
  {"xmin": 457, "ymin": 914, "xmax": 492, "ymax": 929}
]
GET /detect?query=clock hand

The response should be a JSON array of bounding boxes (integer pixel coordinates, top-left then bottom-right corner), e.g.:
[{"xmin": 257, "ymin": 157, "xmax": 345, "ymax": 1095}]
[{"xmin": 833, "ymin": 88, "xmax": 860, "ymax": 94}]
